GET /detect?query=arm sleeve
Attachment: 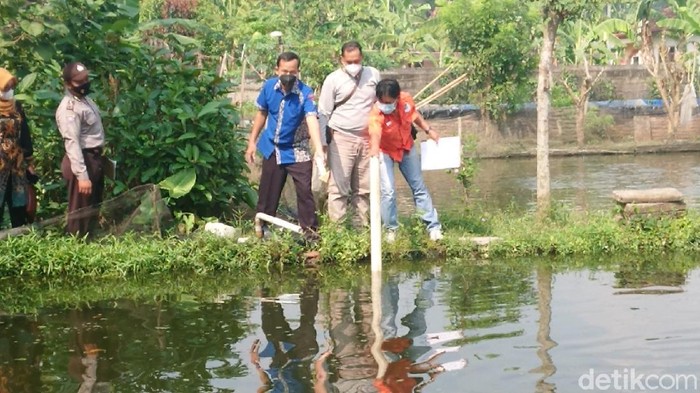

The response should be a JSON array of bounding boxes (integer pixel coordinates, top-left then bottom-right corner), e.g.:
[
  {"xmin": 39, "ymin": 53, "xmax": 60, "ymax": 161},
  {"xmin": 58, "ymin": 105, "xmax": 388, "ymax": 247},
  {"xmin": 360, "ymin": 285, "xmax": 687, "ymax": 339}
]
[
  {"xmin": 304, "ymin": 90, "xmax": 318, "ymax": 116},
  {"xmin": 15, "ymin": 102, "xmax": 34, "ymax": 159},
  {"xmin": 317, "ymin": 75, "xmax": 335, "ymax": 118},
  {"xmin": 403, "ymin": 94, "xmax": 419, "ymax": 122},
  {"xmin": 255, "ymin": 84, "xmax": 269, "ymax": 111},
  {"xmin": 367, "ymin": 108, "xmax": 383, "ymax": 139},
  {"xmin": 317, "ymin": 76, "xmax": 335, "ymax": 145},
  {"xmin": 56, "ymin": 108, "xmax": 89, "ymax": 180}
]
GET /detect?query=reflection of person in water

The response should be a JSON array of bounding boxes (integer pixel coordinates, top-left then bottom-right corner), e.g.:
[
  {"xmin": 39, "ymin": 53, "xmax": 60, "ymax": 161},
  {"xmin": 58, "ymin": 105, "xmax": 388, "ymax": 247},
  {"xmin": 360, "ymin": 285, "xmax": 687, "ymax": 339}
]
[
  {"xmin": 0, "ymin": 315, "xmax": 43, "ymax": 393},
  {"xmin": 381, "ymin": 273, "xmax": 436, "ymax": 360},
  {"xmin": 373, "ymin": 337, "xmax": 462, "ymax": 393},
  {"xmin": 67, "ymin": 308, "xmax": 114, "ymax": 393},
  {"xmin": 250, "ymin": 275, "xmax": 320, "ymax": 392},
  {"xmin": 326, "ymin": 284, "xmax": 379, "ymax": 392},
  {"xmin": 373, "ymin": 272, "xmax": 467, "ymax": 392}
]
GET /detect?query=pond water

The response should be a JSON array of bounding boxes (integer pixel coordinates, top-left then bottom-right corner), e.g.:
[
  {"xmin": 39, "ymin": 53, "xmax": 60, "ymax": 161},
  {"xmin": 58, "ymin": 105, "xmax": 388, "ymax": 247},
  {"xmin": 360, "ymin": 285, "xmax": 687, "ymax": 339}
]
[
  {"xmin": 2, "ymin": 256, "xmax": 699, "ymax": 392},
  {"xmin": 399, "ymin": 151, "xmax": 700, "ymax": 214}
]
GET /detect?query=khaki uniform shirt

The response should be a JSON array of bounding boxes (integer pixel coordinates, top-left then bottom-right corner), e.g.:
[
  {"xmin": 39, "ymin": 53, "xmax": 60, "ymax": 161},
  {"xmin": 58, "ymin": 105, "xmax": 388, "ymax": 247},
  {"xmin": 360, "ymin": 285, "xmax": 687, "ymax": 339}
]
[
  {"xmin": 318, "ymin": 66, "xmax": 380, "ymax": 143},
  {"xmin": 55, "ymin": 93, "xmax": 105, "ymax": 180}
]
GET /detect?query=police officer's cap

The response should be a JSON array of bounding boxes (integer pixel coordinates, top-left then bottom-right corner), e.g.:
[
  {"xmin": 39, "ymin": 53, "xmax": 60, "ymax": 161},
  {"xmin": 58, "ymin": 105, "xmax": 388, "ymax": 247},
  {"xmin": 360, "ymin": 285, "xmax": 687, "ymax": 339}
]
[{"xmin": 62, "ymin": 62, "xmax": 89, "ymax": 82}]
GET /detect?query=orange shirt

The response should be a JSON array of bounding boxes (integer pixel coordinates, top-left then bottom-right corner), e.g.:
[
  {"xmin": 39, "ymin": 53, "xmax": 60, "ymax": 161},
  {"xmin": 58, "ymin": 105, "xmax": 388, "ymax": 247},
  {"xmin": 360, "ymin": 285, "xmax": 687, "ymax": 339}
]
[{"xmin": 368, "ymin": 92, "xmax": 419, "ymax": 162}]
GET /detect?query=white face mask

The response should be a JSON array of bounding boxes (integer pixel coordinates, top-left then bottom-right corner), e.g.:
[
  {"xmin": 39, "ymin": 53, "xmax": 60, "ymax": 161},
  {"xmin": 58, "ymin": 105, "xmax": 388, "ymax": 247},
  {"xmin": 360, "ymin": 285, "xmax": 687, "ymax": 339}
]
[
  {"xmin": 344, "ymin": 64, "xmax": 362, "ymax": 77},
  {"xmin": 0, "ymin": 89, "xmax": 13, "ymax": 101}
]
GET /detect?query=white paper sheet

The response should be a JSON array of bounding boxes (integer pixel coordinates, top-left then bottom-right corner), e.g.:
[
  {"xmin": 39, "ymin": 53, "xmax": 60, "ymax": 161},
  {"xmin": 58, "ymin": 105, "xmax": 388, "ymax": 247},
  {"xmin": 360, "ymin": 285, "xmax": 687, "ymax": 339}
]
[{"xmin": 420, "ymin": 136, "xmax": 461, "ymax": 171}]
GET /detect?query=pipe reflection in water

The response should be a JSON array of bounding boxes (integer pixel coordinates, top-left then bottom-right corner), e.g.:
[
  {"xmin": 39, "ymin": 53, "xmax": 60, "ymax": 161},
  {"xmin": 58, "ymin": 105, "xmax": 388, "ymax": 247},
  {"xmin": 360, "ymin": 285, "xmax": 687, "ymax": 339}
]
[{"xmin": 371, "ymin": 270, "xmax": 388, "ymax": 380}]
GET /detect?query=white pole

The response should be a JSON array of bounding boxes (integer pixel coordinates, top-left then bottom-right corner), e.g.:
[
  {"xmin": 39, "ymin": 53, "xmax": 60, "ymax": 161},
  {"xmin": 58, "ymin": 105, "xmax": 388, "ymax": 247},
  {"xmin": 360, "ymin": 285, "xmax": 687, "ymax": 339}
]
[
  {"xmin": 370, "ymin": 156, "xmax": 382, "ymax": 272},
  {"xmin": 458, "ymin": 116, "xmax": 463, "ymax": 163}
]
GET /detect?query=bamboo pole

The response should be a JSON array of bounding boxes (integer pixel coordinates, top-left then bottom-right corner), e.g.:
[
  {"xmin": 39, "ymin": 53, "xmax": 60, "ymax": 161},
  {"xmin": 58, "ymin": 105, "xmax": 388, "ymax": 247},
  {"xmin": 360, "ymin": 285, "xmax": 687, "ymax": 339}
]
[
  {"xmin": 416, "ymin": 73, "xmax": 468, "ymax": 109},
  {"xmin": 413, "ymin": 64, "xmax": 454, "ymax": 101},
  {"xmin": 238, "ymin": 44, "xmax": 247, "ymax": 127}
]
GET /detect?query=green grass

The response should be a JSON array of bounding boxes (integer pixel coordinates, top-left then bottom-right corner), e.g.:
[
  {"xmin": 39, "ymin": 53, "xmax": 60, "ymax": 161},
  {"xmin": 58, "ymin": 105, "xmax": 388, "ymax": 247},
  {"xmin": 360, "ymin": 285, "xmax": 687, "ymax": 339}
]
[{"xmin": 3, "ymin": 207, "xmax": 700, "ymax": 279}]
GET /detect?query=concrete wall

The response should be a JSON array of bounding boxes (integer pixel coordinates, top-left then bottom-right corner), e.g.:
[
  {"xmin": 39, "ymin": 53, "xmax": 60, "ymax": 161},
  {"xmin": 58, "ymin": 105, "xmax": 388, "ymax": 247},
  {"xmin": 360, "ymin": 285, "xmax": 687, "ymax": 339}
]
[{"xmin": 424, "ymin": 105, "xmax": 700, "ymax": 150}]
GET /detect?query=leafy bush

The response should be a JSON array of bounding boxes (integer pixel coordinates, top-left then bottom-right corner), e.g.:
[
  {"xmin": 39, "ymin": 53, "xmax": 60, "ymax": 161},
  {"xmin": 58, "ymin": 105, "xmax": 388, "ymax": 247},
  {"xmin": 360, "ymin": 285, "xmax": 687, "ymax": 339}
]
[
  {"xmin": 584, "ymin": 107, "xmax": 615, "ymax": 141},
  {"xmin": 1, "ymin": 0, "xmax": 254, "ymax": 219}
]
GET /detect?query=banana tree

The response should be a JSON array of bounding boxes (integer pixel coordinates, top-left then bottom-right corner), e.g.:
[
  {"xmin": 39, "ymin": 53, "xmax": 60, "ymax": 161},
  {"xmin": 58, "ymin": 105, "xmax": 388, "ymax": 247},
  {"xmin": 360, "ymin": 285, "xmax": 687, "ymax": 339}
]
[
  {"xmin": 600, "ymin": 0, "xmax": 697, "ymax": 138},
  {"xmin": 556, "ymin": 19, "xmax": 616, "ymax": 147}
]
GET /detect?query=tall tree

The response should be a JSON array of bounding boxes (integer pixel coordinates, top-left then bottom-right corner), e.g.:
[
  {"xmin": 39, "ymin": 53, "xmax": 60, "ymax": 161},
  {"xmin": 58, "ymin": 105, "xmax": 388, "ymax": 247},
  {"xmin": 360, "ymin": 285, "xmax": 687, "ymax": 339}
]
[
  {"xmin": 439, "ymin": 0, "xmax": 538, "ymax": 135},
  {"xmin": 534, "ymin": 0, "xmax": 603, "ymax": 214}
]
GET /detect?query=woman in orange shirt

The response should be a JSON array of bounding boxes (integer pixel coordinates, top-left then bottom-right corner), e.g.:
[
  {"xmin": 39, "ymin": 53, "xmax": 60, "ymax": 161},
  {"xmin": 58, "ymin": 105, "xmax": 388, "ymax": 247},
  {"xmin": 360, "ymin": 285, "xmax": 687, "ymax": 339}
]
[{"xmin": 368, "ymin": 79, "xmax": 443, "ymax": 242}]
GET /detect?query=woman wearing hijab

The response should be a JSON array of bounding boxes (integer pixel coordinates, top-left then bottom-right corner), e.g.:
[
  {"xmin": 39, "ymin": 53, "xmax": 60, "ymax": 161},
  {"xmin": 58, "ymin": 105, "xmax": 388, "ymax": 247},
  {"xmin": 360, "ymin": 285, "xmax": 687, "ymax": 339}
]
[{"xmin": 0, "ymin": 68, "xmax": 35, "ymax": 228}]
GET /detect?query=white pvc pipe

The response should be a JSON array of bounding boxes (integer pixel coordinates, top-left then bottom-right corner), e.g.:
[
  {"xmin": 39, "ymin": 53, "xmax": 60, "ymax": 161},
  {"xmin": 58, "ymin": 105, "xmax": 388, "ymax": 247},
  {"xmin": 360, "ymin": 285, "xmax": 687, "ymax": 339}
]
[
  {"xmin": 254, "ymin": 212, "xmax": 303, "ymax": 238},
  {"xmin": 370, "ymin": 156, "xmax": 382, "ymax": 272}
]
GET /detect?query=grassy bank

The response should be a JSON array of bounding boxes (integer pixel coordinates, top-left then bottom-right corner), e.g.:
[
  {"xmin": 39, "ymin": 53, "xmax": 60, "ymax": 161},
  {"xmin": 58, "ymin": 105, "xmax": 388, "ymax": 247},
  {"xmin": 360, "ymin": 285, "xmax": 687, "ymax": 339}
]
[{"xmin": 3, "ymin": 207, "xmax": 700, "ymax": 279}]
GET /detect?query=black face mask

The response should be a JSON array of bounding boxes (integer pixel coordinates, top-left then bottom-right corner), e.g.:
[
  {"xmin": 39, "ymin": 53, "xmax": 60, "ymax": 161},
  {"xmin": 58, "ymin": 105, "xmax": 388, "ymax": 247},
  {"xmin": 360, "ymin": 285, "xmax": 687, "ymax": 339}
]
[
  {"xmin": 279, "ymin": 74, "xmax": 297, "ymax": 92},
  {"xmin": 73, "ymin": 81, "xmax": 91, "ymax": 96}
]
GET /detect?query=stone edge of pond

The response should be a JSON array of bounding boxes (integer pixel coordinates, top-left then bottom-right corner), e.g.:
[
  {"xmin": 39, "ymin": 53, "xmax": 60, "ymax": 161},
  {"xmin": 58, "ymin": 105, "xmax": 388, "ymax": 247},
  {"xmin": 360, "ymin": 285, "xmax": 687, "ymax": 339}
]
[{"xmin": 477, "ymin": 141, "xmax": 700, "ymax": 159}]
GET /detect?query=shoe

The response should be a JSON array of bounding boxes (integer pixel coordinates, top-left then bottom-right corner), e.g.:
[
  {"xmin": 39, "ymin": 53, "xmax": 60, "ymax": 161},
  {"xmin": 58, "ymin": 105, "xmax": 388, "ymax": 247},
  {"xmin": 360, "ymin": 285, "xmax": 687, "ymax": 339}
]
[
  {"xmin": 429, "ymin": 228, "xmax": 443, "ymax": 241},
  {"xmin": 385, "ymin": 230, "xmax": 396, "ymax": 243}
]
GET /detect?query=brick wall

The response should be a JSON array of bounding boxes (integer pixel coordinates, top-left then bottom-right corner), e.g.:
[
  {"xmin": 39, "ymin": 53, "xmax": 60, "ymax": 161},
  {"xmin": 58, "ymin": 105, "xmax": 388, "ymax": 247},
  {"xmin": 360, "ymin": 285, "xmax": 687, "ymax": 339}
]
[{"xmin": 422, "ymin": 105, "xmax": 700, "ymax": 148}]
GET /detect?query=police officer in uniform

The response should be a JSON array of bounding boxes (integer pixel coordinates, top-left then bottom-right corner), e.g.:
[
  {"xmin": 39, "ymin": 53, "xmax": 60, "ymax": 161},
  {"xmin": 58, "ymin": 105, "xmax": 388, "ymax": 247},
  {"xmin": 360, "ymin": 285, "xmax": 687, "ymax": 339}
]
[{"xmin": 55, "ymin": 62, "xmax": 105, "ymax": 236}]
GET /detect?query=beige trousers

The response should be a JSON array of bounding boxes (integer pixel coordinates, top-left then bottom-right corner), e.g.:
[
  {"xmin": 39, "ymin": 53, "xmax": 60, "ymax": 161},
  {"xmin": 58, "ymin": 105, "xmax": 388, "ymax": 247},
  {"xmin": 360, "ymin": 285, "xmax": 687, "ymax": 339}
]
[{"xmin": 327, "ymin": 130, "xmax": 370, "ymax": 227}]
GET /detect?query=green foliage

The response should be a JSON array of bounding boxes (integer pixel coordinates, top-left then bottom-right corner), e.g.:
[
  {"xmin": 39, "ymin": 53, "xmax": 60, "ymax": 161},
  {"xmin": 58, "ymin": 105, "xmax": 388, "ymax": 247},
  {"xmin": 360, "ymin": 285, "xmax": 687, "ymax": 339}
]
[
  {"xmin": 454, "ymin": 134, "xmax": 479, "ymax": 193},
  {"xmin": 141, "ymin": 0, "xmax": 447, "ymax": 89},
  {"xmin": 0, "ymin": 231, "xmax": 307, "ymax": 277},
  {"xmin": 479, "ymin": 209, "xmax": 700, "ymax": 257},
  {"xmin": 106, "ymin": 44, "xmax": 252, "ymax": 215},
  {"xmin": 439, "ymin": 0, "xmax": 538, "ymax": 116},
  {"xmin": 0, "ymin": 0, "xmax": 254, "ymax": 219},
  {"xmin": 317, "ymin": 219, "xmax": 371, "ymax": 265},
  {"xmin": 551, "ymin": 84, "xmax": 575, "ymax": 107},
  {"xmin": 4, "ymin": 204, "xmax": 700, "ymax": 279},
  {"xmin": 584, "ymin": 107, "xmax": 615, "ymax": 140},
  {"xmin": 589, "ymin": 79, "xmax": 618, "ymax": 101}
]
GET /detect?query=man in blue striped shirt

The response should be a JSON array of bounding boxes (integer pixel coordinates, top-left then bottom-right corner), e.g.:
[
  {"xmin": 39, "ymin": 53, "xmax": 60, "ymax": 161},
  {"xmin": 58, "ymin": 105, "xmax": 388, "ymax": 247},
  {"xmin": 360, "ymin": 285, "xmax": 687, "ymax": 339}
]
[{"xmin": 245, "ymin": 52, "xmax": 325, "ymax": 240}]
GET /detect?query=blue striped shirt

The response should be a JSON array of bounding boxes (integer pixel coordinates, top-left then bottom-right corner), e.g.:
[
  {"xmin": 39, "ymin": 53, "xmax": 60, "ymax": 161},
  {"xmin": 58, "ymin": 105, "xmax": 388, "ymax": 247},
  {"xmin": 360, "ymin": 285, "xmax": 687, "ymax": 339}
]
[{"xmin": 256, "ymin": 77, "xmax": 317, "ymax": 164}]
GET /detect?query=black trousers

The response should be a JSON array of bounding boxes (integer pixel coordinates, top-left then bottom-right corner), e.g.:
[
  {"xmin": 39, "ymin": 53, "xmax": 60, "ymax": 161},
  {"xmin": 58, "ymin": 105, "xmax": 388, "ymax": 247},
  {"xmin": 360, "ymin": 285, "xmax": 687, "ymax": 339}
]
[
  {"xmin": 0, "ymin": 176, "xmax": 28, "ymax": 228},
  {"xmin": 62, "ymin": 149, "xmax": 105, "ymax": 236},
  {"xmin": 256, "ymin": 154, "xmax": 318, "ymax": 232}
]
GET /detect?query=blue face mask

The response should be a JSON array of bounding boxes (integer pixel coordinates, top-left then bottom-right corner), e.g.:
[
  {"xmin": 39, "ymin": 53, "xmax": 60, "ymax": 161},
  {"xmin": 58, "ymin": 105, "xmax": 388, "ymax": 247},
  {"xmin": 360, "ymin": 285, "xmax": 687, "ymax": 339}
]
[{"xmin": 377, "ymin": 102, "xmax": 396, "ymax": 114}]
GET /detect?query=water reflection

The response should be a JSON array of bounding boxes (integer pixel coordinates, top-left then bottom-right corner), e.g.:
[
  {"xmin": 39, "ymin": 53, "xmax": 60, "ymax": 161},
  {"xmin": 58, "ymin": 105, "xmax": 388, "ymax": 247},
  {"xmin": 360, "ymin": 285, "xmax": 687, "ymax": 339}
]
[
  {"xmin": 327, "ymin": 282, "xmax": 378, "ymax": 392},
  {"xmin": 67, "ymin": 308, "xmax": 115, "ymax": 393},
  {"xmin": 251, "ymin": 276, "xmax": 320, "ymax": 392},
  {"xmin": 376, "ymin": 272, "xmax": 467, "ymax": 392},
  {"xmin": 3, "ymin": 257, "xmax": 700, "ymax": 392},
  {"xmin": 0, "ymin": 315, "xmax": 43, "ymax": 392},
  {"xmin": 530, "ymin": 267, "xmax": 556, "ymax": 393}
]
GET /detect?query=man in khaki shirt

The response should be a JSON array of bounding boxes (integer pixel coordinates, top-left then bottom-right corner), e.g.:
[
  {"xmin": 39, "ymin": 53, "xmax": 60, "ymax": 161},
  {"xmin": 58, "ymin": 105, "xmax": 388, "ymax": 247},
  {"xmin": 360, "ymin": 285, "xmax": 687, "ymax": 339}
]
[
  {"xmin": 55, "ymin": 62, "xmax": 105, "ymax": 235},
  {"xmin": 318, "ymin": 41, "xmax": 380, "ymax": 227}
]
